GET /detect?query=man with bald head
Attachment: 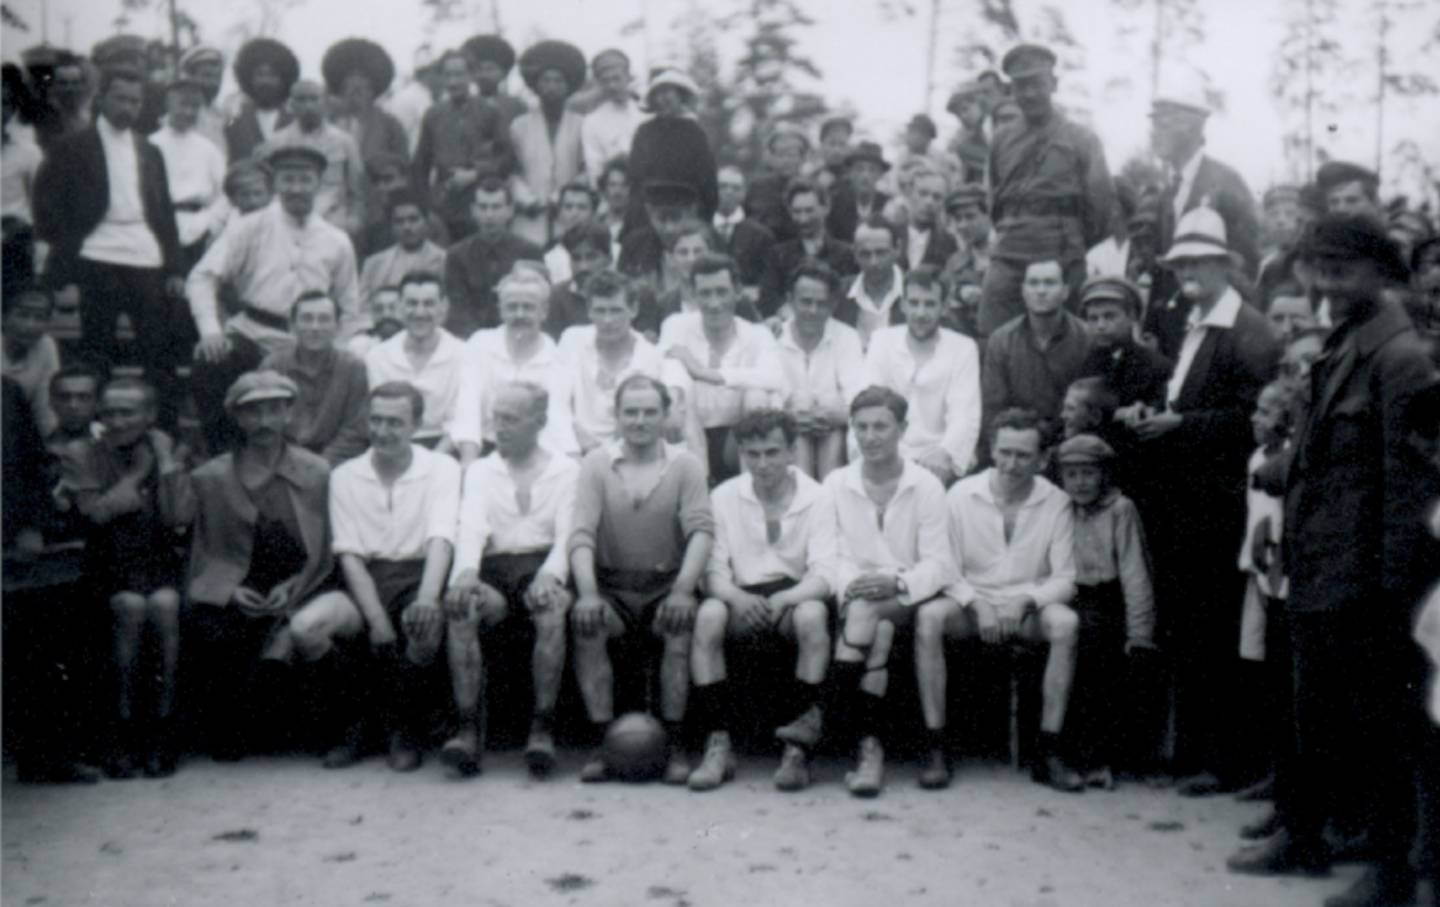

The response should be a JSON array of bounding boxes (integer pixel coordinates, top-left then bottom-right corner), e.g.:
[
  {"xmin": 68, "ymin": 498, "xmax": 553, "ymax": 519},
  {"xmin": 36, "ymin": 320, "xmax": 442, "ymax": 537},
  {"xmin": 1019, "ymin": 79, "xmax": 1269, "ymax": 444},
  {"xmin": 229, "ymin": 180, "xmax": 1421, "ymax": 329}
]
[
  {"xmin": 448, "ymin": 380, "xmax": 580, "ymax": 777},
  {"xmin": 267, "ymin": 80, "xmax": 367, "ymax": 235}
]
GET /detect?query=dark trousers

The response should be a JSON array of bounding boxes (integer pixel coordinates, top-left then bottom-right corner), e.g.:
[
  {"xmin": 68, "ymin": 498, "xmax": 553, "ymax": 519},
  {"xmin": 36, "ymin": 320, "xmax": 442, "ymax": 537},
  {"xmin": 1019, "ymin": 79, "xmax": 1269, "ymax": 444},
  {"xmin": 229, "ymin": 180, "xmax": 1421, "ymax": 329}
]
[
  {"xmin": 1281, "ymin": 609, "xmax": 1422, "ymax": 864},
  {"xmin": 72, "ymin": 258, "xmax": 179, "ymax": 426},
  {"xmin": 977, "ymin": 255, "xmax": 1086, "ymax": 339},
  {"xmin": 189, "ymin": 334, "xmax": 265, "ymax": 457},
  {"xmin": 183, "ymin": 603, "xmax": 287, "ymax": 754}
]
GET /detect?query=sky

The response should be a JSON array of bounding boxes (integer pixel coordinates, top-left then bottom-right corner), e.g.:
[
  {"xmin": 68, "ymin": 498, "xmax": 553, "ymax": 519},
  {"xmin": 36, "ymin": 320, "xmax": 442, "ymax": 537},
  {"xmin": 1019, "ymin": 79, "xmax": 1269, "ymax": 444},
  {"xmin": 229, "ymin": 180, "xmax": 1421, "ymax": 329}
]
[{"xmin": 5, "ymin": 0, "xmax": 1437, "ymax": 202}]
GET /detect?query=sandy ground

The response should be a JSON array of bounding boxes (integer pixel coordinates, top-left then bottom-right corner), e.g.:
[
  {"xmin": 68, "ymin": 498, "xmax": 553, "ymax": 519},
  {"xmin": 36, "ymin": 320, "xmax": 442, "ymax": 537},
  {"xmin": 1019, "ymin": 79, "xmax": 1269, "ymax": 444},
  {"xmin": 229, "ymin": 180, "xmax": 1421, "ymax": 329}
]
[{"xmin": 2, "ymin": 753, "xmax": 1361, "ymax": 907}]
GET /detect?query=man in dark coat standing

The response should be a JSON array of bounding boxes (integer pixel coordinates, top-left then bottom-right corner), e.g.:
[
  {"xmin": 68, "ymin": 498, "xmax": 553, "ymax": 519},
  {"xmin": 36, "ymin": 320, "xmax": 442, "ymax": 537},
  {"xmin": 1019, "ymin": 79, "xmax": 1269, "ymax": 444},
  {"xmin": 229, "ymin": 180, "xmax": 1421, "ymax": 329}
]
[
  {"xmin": 1228, "ymin": 215, "xmax": 1439, "ymax": 907},
  {"xmin": 33, "ymin": 66, "xmax": 183, "ymax": 424},
  {"xmin": 225, "ymin": 38, "xmax": 298, "ymax": 163},
  {"xmin": 1123, "ymin": 207, "xmax": 1278, "ymax": 796}
]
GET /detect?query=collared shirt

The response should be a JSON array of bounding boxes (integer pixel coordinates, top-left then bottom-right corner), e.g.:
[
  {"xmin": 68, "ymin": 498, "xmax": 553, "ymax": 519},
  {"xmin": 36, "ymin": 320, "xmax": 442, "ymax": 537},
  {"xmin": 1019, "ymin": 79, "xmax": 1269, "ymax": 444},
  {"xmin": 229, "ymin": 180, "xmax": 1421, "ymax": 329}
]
[
  {"xmin": 863, "ymin": 325, "xmax": 982, "ymax": 473},
  {"xmin": 555, "ymin": 326, "xmax": 692, "ymax": 452},
  {"xmin": 150, "ymin": 124, "xmax": 226, "ymax": 246},
  {"xmin": 81, "ymin": 116, "xmax": 162, "ymax": 267},
  {"xmin": 779, "ymin": 318, "xmax": 866, "ymax": 410},
  {"xmin": 2, "ymin": 335, "xmax": 60, "ymax": 437},
  {"xmin": 1166, "ymin": 286, "xmax": 1242, "ymax": 407},
  {"xmin": 1, "ymin": 131, "xmax": 42, "ymax": 225},
  {"xmin": 713, "ymin": 207, "xmax": 745, "ymax": 243},
  {"xmin": 906, "ymin": 225, "xmax": 932, "ymax": 274},
  {"xmin": 944, "ymin": 470, "xmax": 1076, "ymax": 609},
  {"xmin": 1171, "ymin": 147, "xmax": 1205, "ymax": 225},
  {"xmin": 982, "ymin": 311, "xmax": 1092, "ymax": 425},
  {"xmin": 1072, "ymin": 490, "xmax": 1155, "ymax": 644},
  {"xmin": 708, "ymin": 467, "xmax": 835, "ymax": 594},
  {"xmin": 824, "ymin": 458, "xmax": 955, "ymax": 606},
  {"xmin": 658, "ymin": 312, "xmax": 786, "ymax": 429},
  {"xmin": 453, "ymin": 449, "xmax": 578, "ymax": 583},
  {"xmin": 451, "ymin": 327, "xmax": 576, "ymax": 453},
  {"xmin": 581, "ymin": 97, "xmax": 644, "ymax": 181},
  {"xmin": 330, "ymin": 444, "xmax": 461, "ymax": 561},
  {"xmin": 364, "ymin": 328, "xmax": 466, "ymax": 441},
  {"xmin": 259, "ymin": 345, "xmax": 370, "ymax": 466},
  {"xmin": 846, "ymin": 266, "xmax": 906, "ymax": 350},
  {"xmin": 186, "ymin": 200, "xmax": 359, "ymax": 351},
  {"xmin": 266, "ymin": 121, "xmax": 367, "ymax": 233},
  {"xmin": 358, "ymin": 241, "xmax": 446, "ymax": 307},
  {"xmin": 568, "ymin": 441, "xmax": 714, "ymax": 573}
]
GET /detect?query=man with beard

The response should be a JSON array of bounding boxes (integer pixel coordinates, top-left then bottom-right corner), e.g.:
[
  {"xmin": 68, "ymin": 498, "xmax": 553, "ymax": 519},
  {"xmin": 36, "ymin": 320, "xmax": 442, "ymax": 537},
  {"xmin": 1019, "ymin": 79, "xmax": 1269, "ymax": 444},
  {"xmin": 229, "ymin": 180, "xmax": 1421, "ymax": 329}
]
[
  {"xmin": 225, "ymin": 38, "xmax": 297, "ymax": 163},
  {"xmin": 412, "ymin": 50, "xmax": 514, "ymax": 241},
  {"xmin": 980, "ymin": 44, "xmax": 1113, "ymax": 338},
  {"xmin": 33, "ymin": 66, "xmax": 184, "ymax": 425},
  {"xmin": 323, "ymin": 39, "xmax": 408, "ymax": 179},
  {"xmin": 186, "ymin": 144, "xmax": 359, "ymax": 455},
  {"xmin": 509, "ymin": 41, "xmax": 587, "ymax": 246}
]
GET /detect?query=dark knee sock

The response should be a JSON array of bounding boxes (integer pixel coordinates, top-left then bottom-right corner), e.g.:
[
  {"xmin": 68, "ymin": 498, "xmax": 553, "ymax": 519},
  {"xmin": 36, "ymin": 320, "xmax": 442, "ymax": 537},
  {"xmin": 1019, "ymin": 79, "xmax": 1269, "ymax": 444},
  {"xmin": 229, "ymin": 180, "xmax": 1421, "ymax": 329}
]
[
  {"xmin": 663, "ymin": 719, "xmax": 686, "ymax": 753},
  {"xmin": 926, "ymin": 727, "xmax": 947, "ymax": 753},
  {"xmin": 691, "ymin": 680, "xmax": 732, "ymax": 736},
  {"xmin": 792, "ymin": 678, "xmax": 822, "ymax": 714},
  {"xmin": 855, "ymin": 690, "xmax": 886, "ymax": 742}
]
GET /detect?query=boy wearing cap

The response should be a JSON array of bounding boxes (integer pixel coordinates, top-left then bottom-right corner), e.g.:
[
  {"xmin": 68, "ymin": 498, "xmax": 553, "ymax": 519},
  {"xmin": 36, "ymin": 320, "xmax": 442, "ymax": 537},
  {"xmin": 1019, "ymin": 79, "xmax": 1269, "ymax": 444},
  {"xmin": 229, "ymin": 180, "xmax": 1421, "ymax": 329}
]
[
  {"xmin": 187, "ymin": 142, "xmax": 359, "ymax": 455},
  {"xmin": 1056, "ymin": 433, "xmax": 1156, "ymax": 788},
  {"xmin": 150, "ymin": 78, "xmax": 226, "ymax": 271},
  {"xmin": 1076, "ymin": 276, "xmax": 1172, "ymax": 412},
  {"xmin": 162, "ymin": 369, "xmax": 351, "ymax": 761},
  {"xmin": 981, "ymin": 43, "xmax": 1113, "ymax": 338},
  {"xmin": 177, "ymin": 45, "xmax": 226, "ymax": 148}
]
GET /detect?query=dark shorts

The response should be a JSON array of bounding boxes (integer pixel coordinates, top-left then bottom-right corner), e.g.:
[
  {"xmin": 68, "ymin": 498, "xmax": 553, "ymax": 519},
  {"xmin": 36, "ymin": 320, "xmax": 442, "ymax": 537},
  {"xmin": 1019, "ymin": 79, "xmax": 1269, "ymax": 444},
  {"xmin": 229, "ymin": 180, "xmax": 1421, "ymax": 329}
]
[
  {"xmin": 369, "ymin": 559, "xmax": 427, "ymax": 619},
  {"xmin": 480, "ymin": 551, "xmax": 551, "ymax": 604},
  {"xmin": 598, "ymin": 567, "xmax": 677, "ymax": 635}
]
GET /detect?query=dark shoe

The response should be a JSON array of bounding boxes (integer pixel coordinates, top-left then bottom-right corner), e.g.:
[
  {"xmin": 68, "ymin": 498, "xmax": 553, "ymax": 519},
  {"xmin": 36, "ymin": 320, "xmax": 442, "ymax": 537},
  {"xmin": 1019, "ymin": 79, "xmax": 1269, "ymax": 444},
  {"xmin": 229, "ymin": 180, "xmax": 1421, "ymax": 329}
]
[
  {"xmin": 386, "ymin": 732, "xmax": 422, "ymax": 773},
  {"xmin": 143, "ymin": 717, "xmax": 178, "ymax": 778},
  {"xmin": 1037, "ymin": 754, "xmax": 1084, "ymax": 793},
  {"xmin": 1085, "ymin": 766, "xmax": 1116, "ymax": 790},
  {"xmin": 1177, "ymin": 771, "xmax": 1234, "ymax": 797},
  {"xmin": 1323, "ymin": 864, "xmax": 1418, "ymax": 907},
  {"xmin": 663, "ymin": 747, "xmax": 692, "ymax": 786},
  {"xmin": 845, "ymin": 736, "xmax": 884, "ymax": 798},
  {"xmin": 1235, "ymin": 774, "xmax": 1275, "ymax": 802},
  {"xmin": 579, "ymin": 748, "xmax": 609, "ymax": 783},
  {"xmin": 1240, "ymin": 808, "xmax": 1285, "ymax": 841},
  {"xmin": 775, "ymin": 704, "xmax": 823, "ymax": 749},
  {"xmin": 1225, "ymin": 830, "xmax": 1330, "ymax": 877},
  {"xmin": 438, "ymin": 729, "xmax": 481, "ymax": 778},
  {"xmin": 105, "ymin": 723, "xmax": 140, "ymax": 780},
  {"xmin": 918, "ymin": 747, "xmax": 951, "ymax": 790},
  {"xmin": 523, "ymin": 726, "xmax": 557, "ymax": 779}
]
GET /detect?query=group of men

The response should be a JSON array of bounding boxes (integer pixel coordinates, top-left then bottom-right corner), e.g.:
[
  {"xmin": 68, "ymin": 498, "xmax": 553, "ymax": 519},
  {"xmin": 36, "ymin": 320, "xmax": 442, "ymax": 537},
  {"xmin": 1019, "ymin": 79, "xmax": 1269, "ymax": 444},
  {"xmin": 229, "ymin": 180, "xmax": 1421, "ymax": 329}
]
[{"xmin": 3, "ymin": 27, "xmax": 1440, "ymax": 907}]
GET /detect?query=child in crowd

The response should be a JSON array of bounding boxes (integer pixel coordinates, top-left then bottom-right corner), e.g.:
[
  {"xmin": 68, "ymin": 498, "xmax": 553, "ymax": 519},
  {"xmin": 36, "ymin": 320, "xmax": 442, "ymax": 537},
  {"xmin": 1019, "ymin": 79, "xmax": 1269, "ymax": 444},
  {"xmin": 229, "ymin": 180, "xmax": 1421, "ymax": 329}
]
[
  {"xmin": 2, "ymin": 285, "xmax": 60, "ymax": 437},
  {"xmin": 1057, "ymin": 433, "xmax": 1157, "ymax": 788},
  {"xmin": 221, "ymin": 159, "xmax": 274, "ymax": 219},
  {"xmin": 1077, "ymin": 276, "xmax": 1171, "ymax": 413},
  {"xmin": 56, "ymin": 378, "xmax": 185, "ymax": 779},
  {"xmin": 1060, "ymin": 377, "xmax": 1118, "ymax": 441},
  {"xmin": 1264, "ymin": 281, "xmax": 1318, "ymax": 343},
  {"xmin": 347, "ymin": 285, "xmax": 404, "ymax": 358}
]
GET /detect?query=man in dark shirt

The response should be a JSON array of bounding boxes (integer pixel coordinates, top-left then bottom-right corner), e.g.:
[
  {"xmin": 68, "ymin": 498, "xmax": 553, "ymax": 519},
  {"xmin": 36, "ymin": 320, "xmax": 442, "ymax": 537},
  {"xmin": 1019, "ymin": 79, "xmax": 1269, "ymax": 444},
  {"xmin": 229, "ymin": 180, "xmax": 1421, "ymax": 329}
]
[
  {"xmin": 762, "ymin": 179, "xmax": 859, "ymax": 318},
  {"xmin": 713, "ymin": 165, "xmax": 777, "ymax": 298},
  {"xmin": 982, "ymin": 258, "xmax": 1092, "ymax": 430},
  {"xmin": 443, "ymin": 176, "xmax": 543, "ymax": 338},
  {"xmin": 827, "ymin": 142, "xmax": 892, "ymax": 244},
  {"xmin": 1076, "ymin": 276, "xmax": 1171, "ymax": 410},
  {"xmin": 617, "ymin": 180, "xmax": 702, "ymax": 280}
]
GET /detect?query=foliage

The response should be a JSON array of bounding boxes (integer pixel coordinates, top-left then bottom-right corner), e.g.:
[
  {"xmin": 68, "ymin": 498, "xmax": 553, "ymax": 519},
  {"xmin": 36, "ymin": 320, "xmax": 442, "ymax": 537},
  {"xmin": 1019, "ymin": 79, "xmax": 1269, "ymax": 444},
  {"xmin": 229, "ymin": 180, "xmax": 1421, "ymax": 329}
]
[{"xmin": 2, "ymin": 3, "xmax": 28, "ymax": 31}]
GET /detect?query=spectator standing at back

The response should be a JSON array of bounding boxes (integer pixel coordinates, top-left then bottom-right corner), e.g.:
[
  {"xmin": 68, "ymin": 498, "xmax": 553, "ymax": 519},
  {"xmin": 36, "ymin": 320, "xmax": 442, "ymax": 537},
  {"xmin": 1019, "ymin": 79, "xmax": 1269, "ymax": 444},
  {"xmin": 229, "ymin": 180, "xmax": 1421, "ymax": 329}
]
[
  {"xmin": 224, "ymin": 39, "xmax": 298, "ymax": 163},
  {"xmin": 626, "ymin": 68, "xmax": 718, "ymax": 234},
  {"xmin": 581, "ymin": 50, "xmax": 643, "ymax": 185}
]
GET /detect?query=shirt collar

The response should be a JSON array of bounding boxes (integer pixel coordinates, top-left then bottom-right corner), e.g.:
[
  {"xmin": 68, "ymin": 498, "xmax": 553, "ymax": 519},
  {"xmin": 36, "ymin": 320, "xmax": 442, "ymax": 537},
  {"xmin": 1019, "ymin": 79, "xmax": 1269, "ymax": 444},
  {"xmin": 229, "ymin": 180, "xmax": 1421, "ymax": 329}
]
[
  {"xmin": 714, "ymin": 208, "xmax": 745, "ymax": 230},
  {"xmin": 736, "ymin": 466, "xmax": 820, "ymax": 511},
  {"xmin": 839, "ymin": 458, "xmax": 926, "ymax": 496},
  {"xmin": 96, "ymin": 115, "xmax": 131, "ymax": 145},
  {"xmin": 965, "ymin": 469, "xmax": 1059, "ymax": 510},
  {"xmin": 1176, "ymin": 148, "xmax": 1205, "ymax": 186},
  {"xmin": 847, "ymin": 266, "xmax": 905, "ymax": 310},
  {"xmin": 1186, "ymin": 286, "xmax": 1242, "ymax": 332},
  {"xmin": 358, "ymin": 444, "xmax": 433, "ymax": 485},
  {"xmin": 781, "ymin": 318, "xmax": 834, "ymax": 351}
]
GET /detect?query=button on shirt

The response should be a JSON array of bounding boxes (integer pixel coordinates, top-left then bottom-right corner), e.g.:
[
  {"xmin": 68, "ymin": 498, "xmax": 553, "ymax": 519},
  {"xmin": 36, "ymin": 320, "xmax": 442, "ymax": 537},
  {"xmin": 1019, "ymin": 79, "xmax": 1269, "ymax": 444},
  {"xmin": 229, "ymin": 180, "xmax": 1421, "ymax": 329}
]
[
  {"xmin": 556, "ymin": 326, "xmax": 692, "ymax": 451},
  {"xmin": 80, "ymin": 116, "xmax": 163, "ymax": 267},
  {"xmin": 364, "ymin": 329, "xmax": 467, "ymax": 442},
  {"xmin": 453, "ymin": 450, "xmax": 579, "ymax": 583},
  {"xmin": 863, "ymin": 325, "xmax": 982, "ymax": 473},
  {"xmin": 846, "ymin": 267, "xmax": 904, "ymax": 350},
  {"xmin": 450, "ymin": 328, "xmax": 576, "ymax": 454},
  {"xmin": 708, "ymin": 468, "xmax": 836, "ymax": 594},
  {"xmin": 658, "ymin": 312, "xmax": 786, "ymax": 429},
  {"xmin": 1166, "ymin": 286, "xmax": 1242, "ymax": 407},
  {"xmin": 779, "ymin": 318, "xmax": 866, "ymax": 410},
  {"xmin": 150, "ymin": 125, "xmax": 226, "ymax": 247},
  {"xmin": 186, "ymin": 201, "xmax": 360, "ymax": 351},
  {"xmin": 329, "ymin": 444, "xmax": 461, "ymax": 561},
  {"xmin": 944, "ymin": 471, "xmax": 1076, "ymax": 609},
  {"xmin": 824, "ymin": 459, "xmax": 956, "ymax": 605}
]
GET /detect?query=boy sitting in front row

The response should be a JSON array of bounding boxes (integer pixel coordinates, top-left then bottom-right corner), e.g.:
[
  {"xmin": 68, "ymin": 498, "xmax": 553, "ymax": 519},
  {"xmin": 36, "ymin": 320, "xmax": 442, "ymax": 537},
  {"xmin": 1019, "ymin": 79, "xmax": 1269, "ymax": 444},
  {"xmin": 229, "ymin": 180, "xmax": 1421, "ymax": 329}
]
[{"xmin": 1055, "ymin": 433, "xmax": 1156, "ymax": 789}]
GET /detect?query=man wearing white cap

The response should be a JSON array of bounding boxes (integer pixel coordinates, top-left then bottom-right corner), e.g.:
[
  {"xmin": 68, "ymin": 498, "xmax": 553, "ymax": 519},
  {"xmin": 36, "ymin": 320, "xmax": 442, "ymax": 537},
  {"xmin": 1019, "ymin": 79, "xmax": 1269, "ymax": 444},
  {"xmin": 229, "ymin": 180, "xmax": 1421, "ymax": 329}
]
[
  {"xmin": 1148, "ymin": 71, "xmax": 1260, "ymax": 314},
  {"xmin": 1122, "ymin": 206, "xmax": 1278, "ymax": 797}
]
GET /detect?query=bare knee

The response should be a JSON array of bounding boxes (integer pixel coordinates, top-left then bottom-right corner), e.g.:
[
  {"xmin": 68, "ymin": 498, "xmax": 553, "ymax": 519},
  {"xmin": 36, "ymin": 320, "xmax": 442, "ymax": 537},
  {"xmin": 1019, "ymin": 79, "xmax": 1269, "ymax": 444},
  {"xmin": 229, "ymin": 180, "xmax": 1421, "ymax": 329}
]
[
  {"xmin": 914, "ymin": 599, "xmax": 952, "ymax": 647},
  {"xmin": 1042, "ymin": 605, "xmax": 1079, "ymax": 646},
  {"xmin": 792, "ymin": 601, "xmax": 829, "ymax": 648},
  {"xmin": 146, "ymin": 588, "xmax": 181, "ymax": 623},
  {"xmin": 110, "ymin": 592, "xmax": 147, "ymax": 626},
  {"xmin": 693, "ymin": 599, "xmax": 728, "ymax": 644},
  {"xmin": 532, "ymin": 608, "xmax": 567, "ymax": 643}
]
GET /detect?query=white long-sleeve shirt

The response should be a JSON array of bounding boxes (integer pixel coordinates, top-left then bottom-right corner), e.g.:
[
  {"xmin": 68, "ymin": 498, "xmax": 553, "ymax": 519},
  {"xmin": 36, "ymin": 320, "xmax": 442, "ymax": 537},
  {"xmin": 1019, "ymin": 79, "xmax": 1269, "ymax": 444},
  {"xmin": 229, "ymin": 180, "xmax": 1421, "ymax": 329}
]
[
  {"xmin": 450, "ymin": 327, "xmax": 576, "ymax": 454},
  {"xmin": 555, "ymin": 326, "xmax": 692, "ymax": 452},
  {"xmin": 778, "ymin": 318, "xmax": 867, "ymax": 411},
  {"xmin": 453, "ymin": 449, "xmax": 578, "ymax": 584},
  {"xmin": 659, "ymin": 312, "xmax": 786, "ymax": 428},
  {"xmin": 363, "ymin": 329, "xmax": 467, "ymax": 442},
  {"xmin": 944, "ymin": 471, "xmax": 1076, "ymax": 609},
  {"xmin": 581, "ymin": 97, "xmax": 644, "ymax": 182},
  {"xmin": 707, "ymin": 468, "xmax": 836, "ymax": 594},
  {"xmin": 329, "ymin": 445, "xmax": 461, "ymax": 561},
  {"xmin": 862, "ymin": 325, "xmax": 981, "ymax": 473},
  {"xmin": 149, "ymin": 124, "xmax": 226, "ymax": 247},
  {"xmin": 824, "ymin": 459, "xmax": 956, "ymax": 606}
]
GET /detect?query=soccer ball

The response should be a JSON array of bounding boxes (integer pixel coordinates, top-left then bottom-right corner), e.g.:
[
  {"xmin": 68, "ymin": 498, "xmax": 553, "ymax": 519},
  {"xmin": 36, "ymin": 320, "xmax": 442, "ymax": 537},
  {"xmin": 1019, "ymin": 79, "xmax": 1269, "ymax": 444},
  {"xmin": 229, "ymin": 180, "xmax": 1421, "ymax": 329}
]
[{"xmin": 602, "ymin": 712, "xmax": 669, "ymax": 782}]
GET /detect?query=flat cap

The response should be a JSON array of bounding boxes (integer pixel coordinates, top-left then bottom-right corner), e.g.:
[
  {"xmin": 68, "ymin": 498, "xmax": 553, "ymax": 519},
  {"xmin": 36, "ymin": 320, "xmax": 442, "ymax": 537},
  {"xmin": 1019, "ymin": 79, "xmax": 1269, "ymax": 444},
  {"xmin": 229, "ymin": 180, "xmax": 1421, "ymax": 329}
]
[
  {"xmin": 1001, "ymin": 43, "xmax": 1056, "ymax": 79},
  {"xmin": 1056, "ymin": 433, "xmax": 1116, "ymax": 465},
  {"xmin": 945, "ymin": 183, "xmax": 987, "ymax": 213},
  {"xmin": 1316, "ymin": 160, "xmax": 1378, "ymax": 193},
  {"xmin": 225, "ymin": 370, "xmax": 298, "ymax": 411},
  {"xmin": 265, "ymin": 142, "xmax": 328, "ymax": 172},
  {"xmin": 1299, "ymin": 214, "xmax": 1410, "ymax": 284},
  {"xmin": 1079, "ymin": 275, "xmax": 1143, "ymax": 315}
]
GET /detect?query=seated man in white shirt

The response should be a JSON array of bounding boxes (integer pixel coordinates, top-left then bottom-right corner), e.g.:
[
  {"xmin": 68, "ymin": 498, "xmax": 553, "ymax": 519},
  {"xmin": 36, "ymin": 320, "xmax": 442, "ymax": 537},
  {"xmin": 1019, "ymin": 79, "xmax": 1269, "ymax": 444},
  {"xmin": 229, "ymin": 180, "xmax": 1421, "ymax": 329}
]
[
  {"xmin": 298, "ymin": 381, "xmax": 461, "ymax": 773},
  {"xmin": 556, "ymin": 268, "xmax": 693, "ymax": 455},
  {"xmin": 446, "ymin": 381, "xmax": 579, "ymax": 778},
  {"xmin": 452, "ymin": 268, "xmax": 575, "ymax": 467},
  {"xmin": 862, "ymin": 266, "xmax": 982, "ymax": 486},
  {"xmin": 661, "ymin": 253, "xmax": 786, "ymax": 482},
  {"xmin": 813, "ymin": 386, "xmax": 956, "ymax": 797},
  {"xmin": 914, "ymin": 408, "xmax": 1082, "ymax": 792},
  {"xmin": 363, "ymin": 271, "xmax": 466, "ymax": 451},
  {"xmin": 778, "ymin": 261, "xmax": 865, "ymax": 479},
  {"xmin": 689, "ymin": 410, "xmax": 835, "ymax": 793}
]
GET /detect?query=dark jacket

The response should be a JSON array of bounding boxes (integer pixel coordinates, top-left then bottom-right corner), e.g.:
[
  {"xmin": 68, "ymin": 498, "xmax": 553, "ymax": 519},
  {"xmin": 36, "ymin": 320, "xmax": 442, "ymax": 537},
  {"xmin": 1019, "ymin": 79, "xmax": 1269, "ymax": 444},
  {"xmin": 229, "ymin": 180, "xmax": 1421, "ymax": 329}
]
[
  {"xmin": 32, "ymin": 123, "xmax": 183, "ymax": 287},
  {"xmin": 1158, "ymin": 154, "xmax": 1261, "ymax": 279},
  {"xmin": 743, "ymin": 170, "xmax": 795, "ymax": 244},
  {"xmin": 225, "ymin": 101, "xmax": 294, "ymax": 165},
  {"xmin": 826, "ymin": 184, "xmax": 890, "ymax": 245},
  {"xmin": 443, "ymin": 231, "xmax": 544, "ymax": 338},
  {"xmin": 625, "ymin": 116, "xmax": 718, "ymax": 232},
  {"xmin": 761, "ymin": 234, "xmax": 859, "ymax": 317},
  {"xmin": 1078, "ymin": 339, "xmax": 1174, "ymax": 409},
  {"xmin": 1284, "ymin": 299, "xmax": 1440, "ymax": 614},
  {"xmin": 722, "ymin": 218, "xmax": 777, "ymax": 290},
  {"xmin": 900, "ymin": 226, "xmax": 959, "ymax": 272}
]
